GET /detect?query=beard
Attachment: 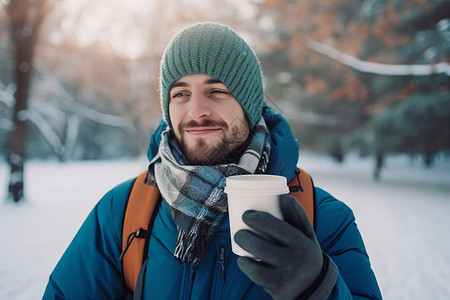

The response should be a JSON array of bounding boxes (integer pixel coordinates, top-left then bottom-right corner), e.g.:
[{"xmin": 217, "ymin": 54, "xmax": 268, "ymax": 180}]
[{"xmin": 178, "ymin": 118, "xmax": 250, "ymax": 166}]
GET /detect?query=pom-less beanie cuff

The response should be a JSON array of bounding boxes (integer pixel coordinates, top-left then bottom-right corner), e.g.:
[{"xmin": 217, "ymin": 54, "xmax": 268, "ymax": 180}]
[{"xmin": 160, "ymin": 22, "xmax": 264, "ymax": 129}]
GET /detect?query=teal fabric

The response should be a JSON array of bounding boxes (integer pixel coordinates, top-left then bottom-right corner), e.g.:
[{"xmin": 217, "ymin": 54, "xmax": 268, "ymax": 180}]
[
  {"xmin": 43, "ymin": 107, "xmax": 382, "ymax": 299},
  {"xmin": 160, "ymin": 23, "xmax": 263, "ymax": 129}
]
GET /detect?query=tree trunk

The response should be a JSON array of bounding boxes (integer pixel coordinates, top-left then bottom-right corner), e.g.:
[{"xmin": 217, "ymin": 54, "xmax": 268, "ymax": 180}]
[
  {"xmin": 373, "ymin": 152, "xmax": 384, "ymax": 181},
  {"xmin": 7, "ymin": 38, "xmax": 33, "ymax": 202},
  {"xmin": 6, "ymin": 0, "xmax": 48, "ymax": 202},
  {"xmin": 424, "ymin": 151, "xmax": 434, "ymax": 168},
  {"xmin": 7, "ymin": 80, "xmax": 30, "ymax": 202}
]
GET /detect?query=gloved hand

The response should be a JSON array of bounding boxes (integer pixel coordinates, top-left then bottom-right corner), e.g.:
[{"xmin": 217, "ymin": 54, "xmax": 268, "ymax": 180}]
[{"xmin": 234, "ymin": 195, "xmax": 338, "ymax": 300}]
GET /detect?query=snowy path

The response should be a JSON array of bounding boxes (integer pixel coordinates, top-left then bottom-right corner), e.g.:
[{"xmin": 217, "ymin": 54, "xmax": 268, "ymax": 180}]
[{"xmin": 1, "ymin": 155, "xmax": 449, "ymax": 299}]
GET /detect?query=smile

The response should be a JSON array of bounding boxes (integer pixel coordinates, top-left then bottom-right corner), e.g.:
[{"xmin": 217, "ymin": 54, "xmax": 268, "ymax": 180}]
[{"xmin": 185, "ymin": 127, "xmax": 222, "ymax": 136}]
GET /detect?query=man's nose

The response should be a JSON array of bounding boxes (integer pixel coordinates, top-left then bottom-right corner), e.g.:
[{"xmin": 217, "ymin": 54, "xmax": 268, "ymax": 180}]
[{"xmin": 188, "ymin": 92, "xmax": 211, "ymax": 119}]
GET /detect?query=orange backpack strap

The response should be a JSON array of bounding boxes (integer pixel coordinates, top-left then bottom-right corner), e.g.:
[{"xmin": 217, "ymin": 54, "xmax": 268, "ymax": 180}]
[
  {"xmin": 121, "ymin": 171, "xmax": 161, "ymax": 292},
  {"xmin": 288, "ymin": 168, "xmax": 316, "ymax": 229}
]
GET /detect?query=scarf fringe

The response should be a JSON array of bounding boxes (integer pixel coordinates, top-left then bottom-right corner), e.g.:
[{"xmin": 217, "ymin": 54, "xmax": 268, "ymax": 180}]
[{"xmin": 174, "ymin": 228, "xmax": 209, "ymax": 266}]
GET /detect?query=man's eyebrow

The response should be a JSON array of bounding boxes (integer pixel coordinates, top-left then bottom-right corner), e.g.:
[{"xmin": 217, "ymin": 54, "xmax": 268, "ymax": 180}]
[
  {"xmin": 170, "ymin": 81, "xmax": 188, "ymax": 89},
  {"xmin": 170, "ymin": 77, "xmax": 224, "ymax": 90},
  {"xmin": 205, "ymin": 78, "xmax": 223, "ymax": 85}
]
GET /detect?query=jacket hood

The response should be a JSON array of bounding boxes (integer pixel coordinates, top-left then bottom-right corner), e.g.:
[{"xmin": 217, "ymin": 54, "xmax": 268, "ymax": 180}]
[{"xmin": 147, "ymin": 105, "xmax": 299, "ymax": 181}]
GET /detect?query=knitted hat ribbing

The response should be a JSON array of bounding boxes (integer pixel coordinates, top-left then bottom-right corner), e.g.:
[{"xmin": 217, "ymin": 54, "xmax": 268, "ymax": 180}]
[{"xmin": 160, "ymin": 22, "xmax": 263, "ymax": 129}]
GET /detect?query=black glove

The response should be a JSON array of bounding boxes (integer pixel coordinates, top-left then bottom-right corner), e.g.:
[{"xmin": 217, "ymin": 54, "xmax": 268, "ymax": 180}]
[{"xmin": 234, "ymin": 195, "xmax": 338, "ymax": 300}]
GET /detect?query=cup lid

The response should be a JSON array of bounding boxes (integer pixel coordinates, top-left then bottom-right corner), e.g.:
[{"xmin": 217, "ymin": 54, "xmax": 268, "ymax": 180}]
[{"xmin": 225, "ymin": 174, "xmax": 289, "ymax": 195}]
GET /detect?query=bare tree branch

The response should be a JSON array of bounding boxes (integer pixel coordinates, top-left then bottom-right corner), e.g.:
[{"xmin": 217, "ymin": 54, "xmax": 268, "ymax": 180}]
[
  {"xmin": 34, "ymin": 62, "xmax": 137, "ymax": 134},
  {"xmin": 0, "ymin": 81, "xmax": 15, "ymax": 108},
  {"xmin": 306, "ymin": 38, "xmax": 450, "ymax": 76},
  {"xmin": 18, "ymin": 108, "xmax": 64, "ymax": 155}
]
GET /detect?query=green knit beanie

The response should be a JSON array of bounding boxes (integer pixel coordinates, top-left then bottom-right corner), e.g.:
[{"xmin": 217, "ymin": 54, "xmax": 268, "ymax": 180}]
[{"xmin": 160, "ymin": 22, "xmax": 264, "ymax": 129}]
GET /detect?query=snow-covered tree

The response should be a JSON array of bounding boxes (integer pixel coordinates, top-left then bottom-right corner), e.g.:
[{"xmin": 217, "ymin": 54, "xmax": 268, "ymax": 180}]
[{"xmin": 252, "ymin": 0, "xmax": 450, "ymax": 178}]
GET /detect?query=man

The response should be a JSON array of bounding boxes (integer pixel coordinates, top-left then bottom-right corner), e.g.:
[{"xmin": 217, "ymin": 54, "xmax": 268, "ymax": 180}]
[{"xmin": 43, "ymin": 23, "xmax": 382, "ymax": 299}]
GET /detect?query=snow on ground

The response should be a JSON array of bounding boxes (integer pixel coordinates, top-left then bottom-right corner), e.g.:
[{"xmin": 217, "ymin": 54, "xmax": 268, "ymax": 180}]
[
  {"xmin": 0, "ymin": 154, "xmax": 449, "ymax": 299},
  {"xmin": 299, "ymin": 153, "xmax": 450, "ymax": 300}
]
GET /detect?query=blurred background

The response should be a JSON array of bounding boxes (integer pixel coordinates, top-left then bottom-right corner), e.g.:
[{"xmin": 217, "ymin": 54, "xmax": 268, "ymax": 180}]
[
  {"xmin": 1, "ymin": 0, "xmax": 449, "ymax": 201},
  {"xmin": 1, "ymin": 0, "xmax": 450, "ymax": 299}
]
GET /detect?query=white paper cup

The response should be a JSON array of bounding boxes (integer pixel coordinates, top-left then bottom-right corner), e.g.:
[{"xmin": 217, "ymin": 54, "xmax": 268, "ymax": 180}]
[{"xmin": 225, "ymin": 174, "xmax": 289, "ymax": 257}]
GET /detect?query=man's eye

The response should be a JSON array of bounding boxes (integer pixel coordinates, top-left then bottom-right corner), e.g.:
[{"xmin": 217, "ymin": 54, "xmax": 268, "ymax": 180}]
[
  {"xmin": 171, "ymin": 92, "xmax": 187, "ymax": 98},
  {"xmin": 211, "ymin": 90, "xmax": 230, "ymax": 95}
]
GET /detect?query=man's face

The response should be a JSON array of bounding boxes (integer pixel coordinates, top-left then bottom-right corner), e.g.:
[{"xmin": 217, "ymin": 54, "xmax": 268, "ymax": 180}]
[{"xmin": 169, "ymin": 74, "xmax": 250, "ymax": 165}]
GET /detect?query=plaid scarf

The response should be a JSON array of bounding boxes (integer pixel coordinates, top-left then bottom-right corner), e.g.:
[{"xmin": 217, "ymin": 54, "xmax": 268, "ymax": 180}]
[{"xmin": 152, "ymin": 117, "xmax": 270, "ymax": 266}]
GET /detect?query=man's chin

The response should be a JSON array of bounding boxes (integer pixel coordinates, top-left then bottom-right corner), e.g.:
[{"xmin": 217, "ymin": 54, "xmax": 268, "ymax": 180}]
[
  {"xmin": 180, "ymin": 131, "xmax": 248, "ymax": 165},
  {"xmin": 184, "ymin": 147, "xmax": 218, "ymax": 165}
]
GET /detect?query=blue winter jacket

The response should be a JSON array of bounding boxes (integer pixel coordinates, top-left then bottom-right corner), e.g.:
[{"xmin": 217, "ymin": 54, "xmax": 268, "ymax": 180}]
[{"xmin": 43, "ymin": 107, "xmax": 382, "ymax": 299}]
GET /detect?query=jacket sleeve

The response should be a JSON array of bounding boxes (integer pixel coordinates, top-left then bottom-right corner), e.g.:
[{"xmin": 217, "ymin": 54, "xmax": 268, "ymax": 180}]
[
  {"xmin": 42, "ymin": 179, "xmax": 135, "ymax": 300},
  {"xmin": 314, "ymin": 188, "xmax": 382, "ymax": 300}
]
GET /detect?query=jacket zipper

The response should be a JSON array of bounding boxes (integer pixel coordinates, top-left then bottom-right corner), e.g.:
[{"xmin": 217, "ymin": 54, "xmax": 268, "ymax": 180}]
[
  {"xmin": 182, "ymin": 246, "xmax": 226, "ymax": 299},
  {"xmin": 190, "ymin": 266, "xmax": 197, "ymax": 281},
  {"xmin": 212, "ymin": 245, "xmax": 226, "ymax": 300},
  {"xmin": 181, "ymin": 265, "xmax": 195, "ymax": 300},
  {"xmin": 219, "ymin": 246, "xmax": 226, "ymax": 283}
]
